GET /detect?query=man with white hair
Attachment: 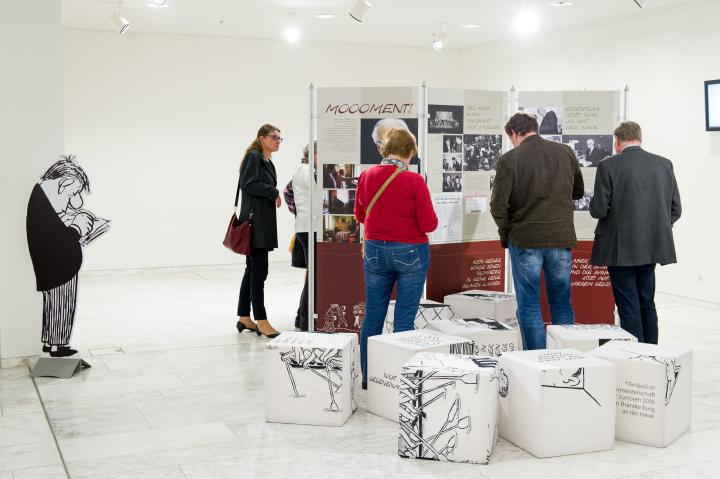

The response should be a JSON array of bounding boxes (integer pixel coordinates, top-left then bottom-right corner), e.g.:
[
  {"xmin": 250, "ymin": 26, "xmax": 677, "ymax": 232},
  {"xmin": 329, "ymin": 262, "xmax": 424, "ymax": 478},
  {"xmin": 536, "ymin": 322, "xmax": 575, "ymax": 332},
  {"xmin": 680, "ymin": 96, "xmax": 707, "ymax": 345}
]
[{"xmin": 371, "ymin": 118, "xmax": 410, "ymax": 154}]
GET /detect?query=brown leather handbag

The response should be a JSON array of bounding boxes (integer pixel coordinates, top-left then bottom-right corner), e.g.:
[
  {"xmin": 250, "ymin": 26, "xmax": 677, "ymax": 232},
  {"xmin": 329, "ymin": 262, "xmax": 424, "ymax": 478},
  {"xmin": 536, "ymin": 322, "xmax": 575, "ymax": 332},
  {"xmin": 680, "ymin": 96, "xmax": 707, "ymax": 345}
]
[{"xmin": 223, "ymin": 176, "xmax": 252, "ymax": 255}]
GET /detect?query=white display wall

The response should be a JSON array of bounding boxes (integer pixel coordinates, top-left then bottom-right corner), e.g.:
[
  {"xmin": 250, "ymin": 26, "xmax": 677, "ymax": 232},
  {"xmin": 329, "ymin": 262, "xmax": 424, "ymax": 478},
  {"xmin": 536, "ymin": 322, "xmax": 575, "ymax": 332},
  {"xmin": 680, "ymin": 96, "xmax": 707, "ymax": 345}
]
[
  {"xmin": 62, "ymin": 32, "xmax": 463, "ymax": 271},
  {"xmin": 0, "ymin": 1, "xmax": 65, "ymax": 362}
]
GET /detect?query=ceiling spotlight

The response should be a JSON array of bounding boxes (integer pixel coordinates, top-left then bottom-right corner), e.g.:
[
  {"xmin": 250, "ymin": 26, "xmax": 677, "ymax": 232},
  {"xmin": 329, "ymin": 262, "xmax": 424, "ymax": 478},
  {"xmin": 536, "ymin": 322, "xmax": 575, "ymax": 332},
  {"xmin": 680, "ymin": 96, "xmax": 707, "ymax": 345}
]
[
  {"xmin": 147, "ymin": 0, "xmax": 168, "ymax": 7},
  {"xmin": 461, "ymin": 24, "xmax": 480, "ymax": 29},
  {"xmin": 633, "ymin": 0, "xmax": 651, "ymax": 7},
  {"xmin": 513, "ymin": 9, "xmax": 539, "ymax": 36},
  {"xmin": 315, "ymin": 14, "xmax": 335, "ymax": 19},
  {"xmin": 110, "ymin": 4, "xmax": 130, "ymax": 35},
  {"xmin": 432, "ymin": 32, "xmax": 448, "ymax": 51},
  {"xmin": 549, "ymin": 1, "xmax": 572, "ymax": 6},
  {"xmin": 349, "ymin": 0, "xmax": 373, "ymax": 22},
  {"xmin": 284, "ymin": 25, "xmax": 301, "ymax": 42}
]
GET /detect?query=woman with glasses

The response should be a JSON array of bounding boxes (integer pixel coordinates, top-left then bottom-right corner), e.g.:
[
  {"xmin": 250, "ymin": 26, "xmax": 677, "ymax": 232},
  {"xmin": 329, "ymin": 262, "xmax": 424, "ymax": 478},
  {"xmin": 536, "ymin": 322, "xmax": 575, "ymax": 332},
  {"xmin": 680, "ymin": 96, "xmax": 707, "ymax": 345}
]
[{"xmin": 236, "ymin": 124, "xmax": 284, "ymax": 338}]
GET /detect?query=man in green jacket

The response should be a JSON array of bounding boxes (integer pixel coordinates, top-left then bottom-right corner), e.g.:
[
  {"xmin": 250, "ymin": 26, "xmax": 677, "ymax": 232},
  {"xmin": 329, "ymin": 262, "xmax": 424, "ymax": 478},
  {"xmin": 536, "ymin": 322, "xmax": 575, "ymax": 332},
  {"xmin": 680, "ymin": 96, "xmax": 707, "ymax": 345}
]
[{"xmin": 490, "ymin": 113, "xmax": 584, "ymax": 349}]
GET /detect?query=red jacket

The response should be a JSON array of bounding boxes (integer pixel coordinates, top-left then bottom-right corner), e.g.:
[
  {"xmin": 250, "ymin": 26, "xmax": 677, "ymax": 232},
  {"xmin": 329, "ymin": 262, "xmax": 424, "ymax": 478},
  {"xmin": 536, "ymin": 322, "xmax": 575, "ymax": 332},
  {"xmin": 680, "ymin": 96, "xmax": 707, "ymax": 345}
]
[{"xmin": 355, "ymin": 165, "xmax": 438, "ymax": 243}]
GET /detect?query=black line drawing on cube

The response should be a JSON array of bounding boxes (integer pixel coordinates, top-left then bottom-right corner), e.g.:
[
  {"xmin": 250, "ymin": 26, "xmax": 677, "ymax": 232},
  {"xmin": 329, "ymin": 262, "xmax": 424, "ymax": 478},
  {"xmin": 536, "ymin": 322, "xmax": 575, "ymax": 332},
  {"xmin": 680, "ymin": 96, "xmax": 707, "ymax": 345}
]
[
  {"xmin": 498, "ymin": 369, "xmax": 509, "ymax": 398},
  {"xmin": 398, "ymin": 369, "xmax": 473, "ymax": 461},
  {"xmin": 541, "ymin": 367, "xmax": 601, "ymax": 407},
  {"xmin": 384, "ymin": 303, "xmax": 454, "ymax": 333},
  {"xmin": 623, "ymin": 350, "xmax": 681, "ymax": 405},
  {"xmin": 279, "ymin": 347, "xmax": 344, "ymax": 412},
  {"xmin": 449, "ymin": 342, "xmax": 476, "ymax": 355},
  {"xmin": 26, "ymin": 155, "xmax": 110, "ymax": 358}
]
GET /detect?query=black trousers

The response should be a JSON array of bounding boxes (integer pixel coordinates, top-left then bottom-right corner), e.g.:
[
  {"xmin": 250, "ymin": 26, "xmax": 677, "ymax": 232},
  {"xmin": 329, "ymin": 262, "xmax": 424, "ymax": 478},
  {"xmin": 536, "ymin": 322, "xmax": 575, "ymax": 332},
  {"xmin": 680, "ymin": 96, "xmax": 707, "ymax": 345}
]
[
  {"xmin": 238, "ymin": 248, "xmax": 270, "ymax": 319},
  {"xmin": 608, "ymin": 264, "xmax": 658, "ymax": 344},
  {"xmin": 295, "ymin": 233, "xmax": 309, "ymax": 331}
]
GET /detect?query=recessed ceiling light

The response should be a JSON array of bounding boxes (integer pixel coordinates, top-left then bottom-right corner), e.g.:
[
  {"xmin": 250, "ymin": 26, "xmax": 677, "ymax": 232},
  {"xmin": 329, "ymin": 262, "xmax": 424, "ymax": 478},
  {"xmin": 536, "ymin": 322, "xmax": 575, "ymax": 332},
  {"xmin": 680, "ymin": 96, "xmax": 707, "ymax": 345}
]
[
  {"xmin": 315, "ymin": 14, "xmax": 335, "ymax": 19},
  {"xmin": 461, "ymin": 24, "xmax": 480, "ymax": 29},
  {"xmin": 514, "ymin": 9, "xmax": 540, "ymax": 36},
  {"xmin": 147, "ymin": 0, "xmax": 169, "ymax": 7},
  {"xmin": 284, "ymin": 26, "xmax": 301, "ymax": 43},
  {"xmin": 549, "ymin": 1, "xmax": 573, "ymax": 6},
  {"xmin": 432, "ymin": 32, "xmax": 448, "ymax": 51}
]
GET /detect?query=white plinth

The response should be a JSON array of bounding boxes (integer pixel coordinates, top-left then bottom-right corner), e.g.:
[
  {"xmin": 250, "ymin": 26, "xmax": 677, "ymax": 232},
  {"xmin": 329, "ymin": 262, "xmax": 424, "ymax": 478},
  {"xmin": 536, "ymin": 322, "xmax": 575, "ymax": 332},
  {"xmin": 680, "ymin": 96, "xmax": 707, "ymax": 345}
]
[
  {"xmin": 589, "ymin": 341, "xmax": 692, "ymax": 447},
  {"xmin": 265, "ymin": 332, "xmax": 358, "ymax": 426},
  {"xmin": 383, "ymin": 299, "xmax": 455, "ymax": 334},
  {"xmin": 427, "ymin": 318, "xmax": 521, "ymax": 356},
  {"xmin": 399, "ymin": 353, "xmax": 499, "ymax": 464},
  {"xmin": 443, "ymin": 290, "xmax": 517, "ymax": 328},
  {"xmin": 547, "ymin": 324, "xmax": 637, "ymax": 352},
  {"xmin": 498, "ymin": 348, "xmax": 616, "ymax": 458},
  {"xmin": 368, "ymin": 330, "xmax": 474, "ymax": 422}
]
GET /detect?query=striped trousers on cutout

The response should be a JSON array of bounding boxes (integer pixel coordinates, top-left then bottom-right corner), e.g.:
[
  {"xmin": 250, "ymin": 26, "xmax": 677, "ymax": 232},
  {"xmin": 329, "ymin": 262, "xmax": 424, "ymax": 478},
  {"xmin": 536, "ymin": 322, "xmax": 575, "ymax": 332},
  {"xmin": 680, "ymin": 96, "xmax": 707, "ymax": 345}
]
[{"xmin": 41, "ymin": 275, "xmax": 78, "ymax": 346}]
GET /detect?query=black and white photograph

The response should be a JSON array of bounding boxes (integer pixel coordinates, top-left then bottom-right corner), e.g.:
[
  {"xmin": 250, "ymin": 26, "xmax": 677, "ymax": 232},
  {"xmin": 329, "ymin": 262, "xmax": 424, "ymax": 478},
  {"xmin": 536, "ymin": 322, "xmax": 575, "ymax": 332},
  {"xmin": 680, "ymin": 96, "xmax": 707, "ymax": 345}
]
[
  {"xmin": 520, "ymin": 106, "xmax": 563, "ymax": 135},
  {"xmin": 322, "ymin": 164, "xmax": 358, "ymax": 189},
  {"xmin": 323, "ymin": 189, "xmax": 356, "ymax": 215},
  {"xmin": 463, "ymin": 134, "xmax": 502, "ymax": 171},
  {"xmin": 323, "ymin": 214, "xmax": 360, "ymax": 243},
  {"xmin": 360, "ymin": 117, "xmax": 419, "ymax": 165},
  {"xmin": 541, "ymin": 135, "xmax": 563, "ymax": 143},
  {"xmin": 443, "ymin": 135, "xmax": 463, "ymax": 153},
  {"xmin": 574, "ymin": 190, "xmax": 594, "ymax": 211},
  {"xmin": 428, "ymin": 104, "xmax": 464, "ymax": 134},
  {"xmin": 442, "ymin": 173, "xmax": 462, "ymax": 193},
  {"xmin": 563, "ymin": 135, "xmax": 613, "ymax": 167},
  {"xmin": 442, "ymin": 153, "xmax": 462, "ymax": 172}
]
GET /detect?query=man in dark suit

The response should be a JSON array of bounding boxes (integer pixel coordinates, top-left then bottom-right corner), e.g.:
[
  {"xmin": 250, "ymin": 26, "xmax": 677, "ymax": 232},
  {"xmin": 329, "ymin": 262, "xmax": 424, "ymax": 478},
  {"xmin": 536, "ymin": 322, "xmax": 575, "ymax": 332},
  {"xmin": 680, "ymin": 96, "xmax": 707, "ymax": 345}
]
[
  {"xmin": 590, "ymin": 121, "xmax": 682, "ymax": 344},
  {"xmin": 586, "ymin": 138, "xmax": 609, "ymax": 167}
]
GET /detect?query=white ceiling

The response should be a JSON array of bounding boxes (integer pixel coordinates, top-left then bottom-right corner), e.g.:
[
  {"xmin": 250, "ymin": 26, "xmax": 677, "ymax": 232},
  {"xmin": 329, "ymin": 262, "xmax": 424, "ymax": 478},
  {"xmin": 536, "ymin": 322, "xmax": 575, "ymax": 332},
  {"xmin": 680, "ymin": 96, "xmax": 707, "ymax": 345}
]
[{"xmin": 61, "ymin": 0, "xmax": 703, "ymax": 49}]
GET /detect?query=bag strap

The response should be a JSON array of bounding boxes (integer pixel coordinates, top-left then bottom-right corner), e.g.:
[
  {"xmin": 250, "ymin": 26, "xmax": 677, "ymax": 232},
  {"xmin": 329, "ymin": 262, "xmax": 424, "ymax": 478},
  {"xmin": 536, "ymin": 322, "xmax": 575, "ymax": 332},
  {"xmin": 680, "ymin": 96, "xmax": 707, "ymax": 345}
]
[
  {"xmin": 366, "ymin": 167, "xmax": 404, "ymax": 218},
  {"xmin": 233, "ymin": 175, "xmax": 242, "ymax": 208}
]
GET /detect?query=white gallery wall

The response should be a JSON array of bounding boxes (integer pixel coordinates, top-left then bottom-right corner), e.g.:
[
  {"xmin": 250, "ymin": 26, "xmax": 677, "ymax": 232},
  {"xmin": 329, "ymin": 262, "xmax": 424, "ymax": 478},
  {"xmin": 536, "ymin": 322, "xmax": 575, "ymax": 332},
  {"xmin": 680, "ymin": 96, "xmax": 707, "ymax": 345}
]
[
  {"xmin": 460, "ymin": 1, "xmax": 720, "ymax": 303},
  {"xmin": 61, "ymin": 0, "xmax": 719, "ymax": 303},
  {"xmin": 0, "ymin": 1, "xmax": 64, "ymax": 361},
  {"xmin": 62, "ymin": 32, "xmax": 463, "ymax": 270}
]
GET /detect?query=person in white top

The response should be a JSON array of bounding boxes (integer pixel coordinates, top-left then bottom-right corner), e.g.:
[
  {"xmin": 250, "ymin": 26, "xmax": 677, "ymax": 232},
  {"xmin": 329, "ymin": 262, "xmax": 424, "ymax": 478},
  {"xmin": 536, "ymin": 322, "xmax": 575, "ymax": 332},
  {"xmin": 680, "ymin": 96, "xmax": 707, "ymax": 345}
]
[{"xmin": 291, "ymin": 142, "xmax": 315, "ymax": 330}]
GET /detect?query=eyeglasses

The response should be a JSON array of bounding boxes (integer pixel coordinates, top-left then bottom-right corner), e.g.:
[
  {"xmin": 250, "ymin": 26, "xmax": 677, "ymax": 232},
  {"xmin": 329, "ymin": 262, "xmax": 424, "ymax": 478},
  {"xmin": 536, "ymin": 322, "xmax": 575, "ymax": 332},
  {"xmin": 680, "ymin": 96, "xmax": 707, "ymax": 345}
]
[{"xmin": 266, "ymin": 135, "xmax": 284, "ymax": 143}]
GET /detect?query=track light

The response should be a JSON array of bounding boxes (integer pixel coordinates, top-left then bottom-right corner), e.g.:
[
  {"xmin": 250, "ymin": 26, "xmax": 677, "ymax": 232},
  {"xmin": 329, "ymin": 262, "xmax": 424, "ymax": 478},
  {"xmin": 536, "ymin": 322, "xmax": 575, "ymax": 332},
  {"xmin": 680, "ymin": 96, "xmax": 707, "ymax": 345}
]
[
  {"xmin": 349, "ymin": 0, "xmax": 373, "ymax": 22},
  {"xmin": 432, "ymin": 32, "xmax": 448, "ymax": 52},
  {"xmin": 633, "ymin": 0, "xmax": 651, "ymax": 7},
  {"xmin": 110, "ymin": 4, "xmax": 130, "ymax": 35}
]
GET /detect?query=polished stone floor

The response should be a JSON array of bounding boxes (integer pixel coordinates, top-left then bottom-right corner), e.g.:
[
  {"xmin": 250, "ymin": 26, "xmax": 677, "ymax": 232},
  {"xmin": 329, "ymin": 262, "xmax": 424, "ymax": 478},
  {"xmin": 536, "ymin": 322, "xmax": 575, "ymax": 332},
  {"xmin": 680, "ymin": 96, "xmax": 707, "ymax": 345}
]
[{"xmin": 1, "ymin": 264, "xmax": 719, "ymax": 478}]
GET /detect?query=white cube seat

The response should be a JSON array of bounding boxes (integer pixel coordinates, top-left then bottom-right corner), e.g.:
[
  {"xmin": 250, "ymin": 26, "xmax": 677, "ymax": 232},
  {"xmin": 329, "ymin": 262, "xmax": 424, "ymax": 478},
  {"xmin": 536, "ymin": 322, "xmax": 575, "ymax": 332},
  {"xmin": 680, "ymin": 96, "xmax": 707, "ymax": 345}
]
[
  {"xmin": 443, "ymin": 290, "xmax": 517, "ymax": 328},
  {"xmin": 265, "ymin": 332, "xmax": 358, "ymax": 426},
  {"xmin": 399, "ymin": 353, "xmax": 499, "ymax": 464},
  {"xmin": 368, "ymin": 330, "xmax": 474, "ymax": 422},
  {"xmin": 498, "ymin": 348, "xmax": 616, "ymax": 458},
  {"xmin": 547, "ymin": 324, "xmax": 637, "ymax": 352},
  {"xmin": 589, "ymin": 340, "xmax": 692, "ymax": 447},
  {"xmin": 383, "ymin": 299, "xmax": 454, "ymax": 334},
  {"xmin": 427, "ymin": 318, "xmax": 521, "ymax": 356}
]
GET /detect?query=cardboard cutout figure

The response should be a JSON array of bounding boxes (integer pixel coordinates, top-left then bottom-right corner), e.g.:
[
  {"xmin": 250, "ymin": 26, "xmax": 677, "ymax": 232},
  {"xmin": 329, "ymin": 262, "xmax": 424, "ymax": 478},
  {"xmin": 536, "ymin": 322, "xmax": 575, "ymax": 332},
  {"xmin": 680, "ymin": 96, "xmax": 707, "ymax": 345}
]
[{"xmin": 26, "ymin": 156, "xmax": 109, "ymax": 357}]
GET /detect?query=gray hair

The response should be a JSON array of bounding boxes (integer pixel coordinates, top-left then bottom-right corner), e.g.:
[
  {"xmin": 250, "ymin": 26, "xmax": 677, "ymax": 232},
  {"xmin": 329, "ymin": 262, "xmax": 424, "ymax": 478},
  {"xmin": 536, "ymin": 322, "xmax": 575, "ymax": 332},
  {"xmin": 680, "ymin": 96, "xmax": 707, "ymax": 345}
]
[
  {"xmin": 40, "ymin": 155, "xmax": 90, "ymax": 193},
  {"xmin": 371, "ymin": 118, "xmax": 409, "ymax": 145}
]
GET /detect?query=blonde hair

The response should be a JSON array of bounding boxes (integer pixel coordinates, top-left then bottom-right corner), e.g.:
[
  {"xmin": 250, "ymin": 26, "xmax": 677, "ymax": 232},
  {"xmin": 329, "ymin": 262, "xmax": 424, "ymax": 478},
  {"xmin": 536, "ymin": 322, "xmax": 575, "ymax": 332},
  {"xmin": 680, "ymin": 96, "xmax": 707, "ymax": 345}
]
[{"xmin": 380, "ymin": 128, "xmax": 417, "ymax": 159}]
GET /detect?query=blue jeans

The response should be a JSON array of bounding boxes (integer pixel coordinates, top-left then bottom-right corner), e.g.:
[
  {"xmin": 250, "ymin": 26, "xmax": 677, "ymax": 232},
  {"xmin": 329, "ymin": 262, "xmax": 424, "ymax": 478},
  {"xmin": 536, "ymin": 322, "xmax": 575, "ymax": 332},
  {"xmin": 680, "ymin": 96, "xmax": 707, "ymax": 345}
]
[
  {"xmin": 360, "ymin": 240, "xmax": 430, "ymax": 384},
  {"xmin": 607, "ymin": 264, "xmax": 658, "ymax": 344},
  {"xmin": 508, "ymin": 241, "xmax": 575, "ymax": 350}
]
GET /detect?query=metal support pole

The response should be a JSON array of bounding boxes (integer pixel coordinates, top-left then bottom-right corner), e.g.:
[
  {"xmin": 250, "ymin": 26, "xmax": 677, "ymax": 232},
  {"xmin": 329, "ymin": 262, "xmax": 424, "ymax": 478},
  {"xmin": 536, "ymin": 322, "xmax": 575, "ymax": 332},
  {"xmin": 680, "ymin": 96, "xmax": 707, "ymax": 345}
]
[
  {"xmin": 420, "ymin": 82, "xmax": 429, "ymax": 299},
  {"xmin": 505, "ymin": 85, "xmax": 517, "ymax": 295},
  {"xmin": 623, "ymin": 84, "xmax": 630, "ymax": 121},
  {"xmin": 308, "ymin": 83, "xmax": 316, "ymax": 332}
]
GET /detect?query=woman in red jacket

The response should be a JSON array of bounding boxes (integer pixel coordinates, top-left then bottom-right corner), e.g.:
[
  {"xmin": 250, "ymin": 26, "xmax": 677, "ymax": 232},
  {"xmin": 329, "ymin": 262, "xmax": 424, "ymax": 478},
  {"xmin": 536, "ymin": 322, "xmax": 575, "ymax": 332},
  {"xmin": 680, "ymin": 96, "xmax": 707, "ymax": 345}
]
[{"xmin": 355, "ymin": 128, "xmax": 438, "ymax": 387}]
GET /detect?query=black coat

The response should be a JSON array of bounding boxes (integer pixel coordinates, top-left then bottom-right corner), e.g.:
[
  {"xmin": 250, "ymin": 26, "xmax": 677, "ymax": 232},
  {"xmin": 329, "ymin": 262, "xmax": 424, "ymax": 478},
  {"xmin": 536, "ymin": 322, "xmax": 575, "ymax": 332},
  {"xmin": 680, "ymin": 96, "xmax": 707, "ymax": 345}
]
[
  {"xmin": 26, "ymin": 184, "xmax": 83, "ymax": 291},
  {"xmin": 238, "ymin": 150, "xmax": 279, "ymax": 250},
  {"xmin": 590, "ymin": 146, "xmax": 681, "ymax": 266}
]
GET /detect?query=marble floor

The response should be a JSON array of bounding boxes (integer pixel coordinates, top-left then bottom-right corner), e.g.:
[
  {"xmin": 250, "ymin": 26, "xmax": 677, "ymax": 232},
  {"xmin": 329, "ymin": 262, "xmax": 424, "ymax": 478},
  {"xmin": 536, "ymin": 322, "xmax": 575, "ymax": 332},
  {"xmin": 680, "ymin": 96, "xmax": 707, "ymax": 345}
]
[{"xmin": 1, "ymin": 264, "xmax": 719, "ymax": 478}]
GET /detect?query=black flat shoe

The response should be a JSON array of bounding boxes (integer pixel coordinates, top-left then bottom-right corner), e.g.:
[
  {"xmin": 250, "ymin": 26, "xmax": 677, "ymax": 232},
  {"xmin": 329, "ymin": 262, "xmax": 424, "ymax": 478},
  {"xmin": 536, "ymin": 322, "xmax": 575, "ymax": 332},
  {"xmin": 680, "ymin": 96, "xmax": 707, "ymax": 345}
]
[
  {"xmin": 42, "ymin": 345, "xmax": 51, "ymax": 353},
  {"xmin": 236, "ymin": 320, "xmax": 256, "ymax": 334},
  {"xmin": 362, "ymin": 382, "xmax": 368, "ymax": 390},
  {"xmin": 49, "ymin": 346, "xmax": 78, "ymax": 358}
]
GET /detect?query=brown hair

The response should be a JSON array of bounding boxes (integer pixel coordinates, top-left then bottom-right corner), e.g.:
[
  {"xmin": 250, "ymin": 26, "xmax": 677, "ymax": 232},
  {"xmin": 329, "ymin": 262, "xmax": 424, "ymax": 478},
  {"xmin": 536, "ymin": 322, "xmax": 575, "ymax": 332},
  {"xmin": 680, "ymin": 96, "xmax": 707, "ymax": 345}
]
[
  {"xmin": 504, "ymin": 113, "xmax": 538, "ymax": 136},
  {"xmin": 614, "ymin": 121, "xmax": 642, "ymax": 142},
  {"xmin": 245, "ymin": 123, "xmax": 280, "ymax": 156},
  {"xmin": 380, "ymin": 128, "xmax": 417, "ymax": 159}
]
